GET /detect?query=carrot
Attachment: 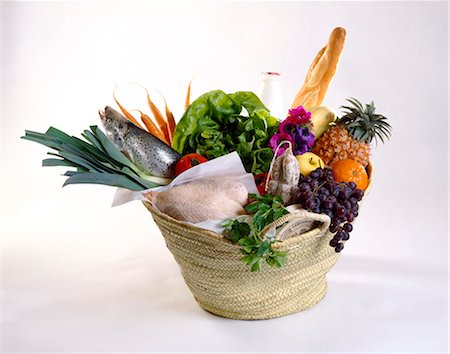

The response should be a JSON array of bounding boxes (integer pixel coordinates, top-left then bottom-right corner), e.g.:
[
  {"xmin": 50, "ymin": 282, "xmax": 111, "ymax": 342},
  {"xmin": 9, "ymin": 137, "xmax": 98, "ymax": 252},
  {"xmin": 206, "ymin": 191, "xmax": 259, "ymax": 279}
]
[
  {"xmin": 185, "ymin": 80, "xmax": 192, "ymax": 111},
  {"xmin": 131, "ymin": 109, "xmax": 168, "ymax": 144},
  {"xmin": 135, "ymin": 85, "xmax": 170, "ymax": 143},
  {"xmin": 112, "ymin": 90, "xmax": 144, "ymax": 129},
  {"xmin": 162, "ymin": 97, "xmax": 176, "ymax": 144}
]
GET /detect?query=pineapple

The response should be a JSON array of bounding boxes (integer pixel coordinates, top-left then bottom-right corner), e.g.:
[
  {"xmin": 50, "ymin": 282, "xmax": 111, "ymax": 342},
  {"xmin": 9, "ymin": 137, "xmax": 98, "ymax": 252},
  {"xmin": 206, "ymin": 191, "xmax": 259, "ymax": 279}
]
[{"xmin": 313, "ymin": 98, "xmax": 391, "ymax": 168}]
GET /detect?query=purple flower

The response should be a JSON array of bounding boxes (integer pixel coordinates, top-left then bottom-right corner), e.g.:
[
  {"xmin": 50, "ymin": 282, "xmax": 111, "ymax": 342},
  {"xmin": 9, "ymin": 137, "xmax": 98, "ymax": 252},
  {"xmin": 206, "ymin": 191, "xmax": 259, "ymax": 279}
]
[
  {"xmin": 269, "ymin": 132, "xmax": 293, "ymax": 156},
  {"xmin": 269, "ymin": 105, "xmax": 315, "ymax": 157},
  {"xmin": 293, "ymin": 143, "xmax": 309, "ymax": 155},
  {"xmin": 300, "ymin": 127, "xmax": 315, "ymax": 147},
  {"xmin": 279, "ymin": 120, "xmax": 297, "ymax": 135}
]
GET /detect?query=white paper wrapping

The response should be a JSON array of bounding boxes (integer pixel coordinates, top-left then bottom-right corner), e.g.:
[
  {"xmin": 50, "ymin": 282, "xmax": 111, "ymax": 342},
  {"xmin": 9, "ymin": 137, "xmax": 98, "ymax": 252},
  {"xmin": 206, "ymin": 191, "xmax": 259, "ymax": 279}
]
[{"xmin": 111, "ymin": 152, "xmax": 259, "ymax": 234}]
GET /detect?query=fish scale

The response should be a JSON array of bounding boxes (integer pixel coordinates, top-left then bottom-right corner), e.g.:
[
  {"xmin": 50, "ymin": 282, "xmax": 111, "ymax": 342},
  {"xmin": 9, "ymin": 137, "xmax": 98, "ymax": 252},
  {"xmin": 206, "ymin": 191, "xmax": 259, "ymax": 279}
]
[{"xmin": 99, "ymin": 106, "xmax": 181, "ymax": 178}]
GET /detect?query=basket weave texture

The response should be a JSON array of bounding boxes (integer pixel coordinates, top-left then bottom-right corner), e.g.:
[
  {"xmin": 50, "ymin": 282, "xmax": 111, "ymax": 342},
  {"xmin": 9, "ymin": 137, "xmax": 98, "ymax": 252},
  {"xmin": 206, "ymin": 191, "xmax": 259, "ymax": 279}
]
[{"xmin": 144, "ymin": 164, "xmax": 372, "ymax": 320}]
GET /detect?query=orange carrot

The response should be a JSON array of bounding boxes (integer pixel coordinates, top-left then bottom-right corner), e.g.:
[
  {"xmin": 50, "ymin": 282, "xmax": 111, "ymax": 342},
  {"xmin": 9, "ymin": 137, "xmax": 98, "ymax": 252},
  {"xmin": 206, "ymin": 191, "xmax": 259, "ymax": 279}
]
[
  {"xmin": 135, "ymin": 85, "xmax": 170, "ymax": 143},
  {"xmin": 113, "ymin": 90, "xmax": 144, "ymax": 129},
  {"xmin": 135, "ymin": 109, "xmax": 168, "ymax": 144},
  {"xmin": 185, "ymin": 80, "xmax": 192, "ymax": 111},
  {"xmin": 162, "ymin": 97, "xmax": 176, "ymax": 144}
]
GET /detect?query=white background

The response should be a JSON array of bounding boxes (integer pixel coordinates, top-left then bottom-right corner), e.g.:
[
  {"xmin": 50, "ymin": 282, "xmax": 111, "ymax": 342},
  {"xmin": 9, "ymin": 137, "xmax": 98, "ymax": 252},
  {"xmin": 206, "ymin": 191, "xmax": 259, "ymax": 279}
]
[{"xmin": 1, "ymin": 1, "xmax": 448, "ymax": 353}]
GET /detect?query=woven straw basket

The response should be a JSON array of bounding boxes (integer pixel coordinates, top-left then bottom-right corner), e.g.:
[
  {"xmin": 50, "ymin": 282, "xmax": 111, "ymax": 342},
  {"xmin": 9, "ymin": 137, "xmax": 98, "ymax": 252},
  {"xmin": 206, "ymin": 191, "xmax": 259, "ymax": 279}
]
[{"xmin": 144, "ymin": 164, "xmax": 373, "ymax": 320}]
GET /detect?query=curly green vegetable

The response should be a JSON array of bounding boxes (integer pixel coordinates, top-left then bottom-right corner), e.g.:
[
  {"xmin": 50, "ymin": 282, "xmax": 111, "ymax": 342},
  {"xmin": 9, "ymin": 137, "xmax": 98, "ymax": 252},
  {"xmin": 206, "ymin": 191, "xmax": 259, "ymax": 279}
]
[{"xmin": 172, "ymin": 90, "xmax": 279, "ymax": 174}]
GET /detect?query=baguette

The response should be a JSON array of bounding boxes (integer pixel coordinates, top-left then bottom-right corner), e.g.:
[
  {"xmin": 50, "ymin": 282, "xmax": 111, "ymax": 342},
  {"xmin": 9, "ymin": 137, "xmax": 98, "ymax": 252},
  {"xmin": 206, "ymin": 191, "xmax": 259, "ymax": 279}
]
[{"xmin": 291, "ymin": 27, "xmax": 346, "ymax": 111}]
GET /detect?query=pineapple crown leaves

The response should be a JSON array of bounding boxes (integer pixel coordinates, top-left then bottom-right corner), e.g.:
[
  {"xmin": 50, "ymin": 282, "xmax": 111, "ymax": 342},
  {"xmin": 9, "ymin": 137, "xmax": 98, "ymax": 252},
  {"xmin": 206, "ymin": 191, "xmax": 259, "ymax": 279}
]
[{"xmin": 337, "ymin": 97, "xmax": 392, "ymax": 144}]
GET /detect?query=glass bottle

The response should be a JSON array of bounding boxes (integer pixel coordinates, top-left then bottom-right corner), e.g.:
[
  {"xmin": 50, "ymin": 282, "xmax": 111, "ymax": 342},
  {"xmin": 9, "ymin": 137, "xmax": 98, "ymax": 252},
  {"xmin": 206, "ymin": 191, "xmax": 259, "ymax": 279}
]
[{"xmin": 259, "ymin": 72, "xmax": 285, "ymax": 121}]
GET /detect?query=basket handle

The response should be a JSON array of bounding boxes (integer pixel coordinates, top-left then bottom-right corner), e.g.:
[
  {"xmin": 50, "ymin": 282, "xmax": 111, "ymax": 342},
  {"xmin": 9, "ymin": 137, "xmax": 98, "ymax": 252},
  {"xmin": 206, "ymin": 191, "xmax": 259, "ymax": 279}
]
[{"xmin": 261, "ymin": 204, "xmax": 331, "ymax": 241}]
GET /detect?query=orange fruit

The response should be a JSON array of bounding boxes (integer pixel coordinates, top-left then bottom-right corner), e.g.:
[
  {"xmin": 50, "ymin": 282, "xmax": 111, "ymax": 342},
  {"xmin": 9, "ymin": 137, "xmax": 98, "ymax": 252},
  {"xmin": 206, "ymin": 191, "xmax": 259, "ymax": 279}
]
[{"xmin": 331, "ymin": 159, "xmax": 369, "ymax": 191}]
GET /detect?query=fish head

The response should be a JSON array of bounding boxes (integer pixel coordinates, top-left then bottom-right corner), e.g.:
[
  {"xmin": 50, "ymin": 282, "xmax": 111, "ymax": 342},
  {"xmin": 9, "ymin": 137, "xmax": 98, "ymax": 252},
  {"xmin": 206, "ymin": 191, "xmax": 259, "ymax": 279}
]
[{"xmin": 99, "ymin": 106, "xmax": 130, "ymax": 148}]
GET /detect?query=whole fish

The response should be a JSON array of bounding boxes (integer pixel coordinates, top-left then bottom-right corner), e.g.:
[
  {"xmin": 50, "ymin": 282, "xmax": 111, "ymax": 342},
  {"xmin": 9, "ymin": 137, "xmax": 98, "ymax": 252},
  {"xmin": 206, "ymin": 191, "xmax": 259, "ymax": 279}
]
[{"xmin": 99, "ymin": 106, "xmax": 181, "ymax": 178}]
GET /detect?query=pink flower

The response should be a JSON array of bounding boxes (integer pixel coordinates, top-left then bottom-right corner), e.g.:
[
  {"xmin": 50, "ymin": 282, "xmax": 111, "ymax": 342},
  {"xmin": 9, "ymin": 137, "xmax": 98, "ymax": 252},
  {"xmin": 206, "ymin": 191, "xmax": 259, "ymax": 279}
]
[
  {"xmin": 269, "ymin": 105, "xmax": 315, "ymax": 157},
  {"xmin": 269, "ymin": 132, "xmax": 293, "ymax": 156},
  {"xmin": 287, "ymin": 106, "xmax": 312, "ymax": 124}
]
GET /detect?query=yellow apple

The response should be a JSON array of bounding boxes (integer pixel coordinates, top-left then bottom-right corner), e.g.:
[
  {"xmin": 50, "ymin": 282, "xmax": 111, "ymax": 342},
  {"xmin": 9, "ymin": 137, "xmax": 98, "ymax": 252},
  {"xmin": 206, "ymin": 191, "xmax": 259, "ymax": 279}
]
[{"xmin": 296, "ymin": 152, "xmax": 325, "ymax": 176}]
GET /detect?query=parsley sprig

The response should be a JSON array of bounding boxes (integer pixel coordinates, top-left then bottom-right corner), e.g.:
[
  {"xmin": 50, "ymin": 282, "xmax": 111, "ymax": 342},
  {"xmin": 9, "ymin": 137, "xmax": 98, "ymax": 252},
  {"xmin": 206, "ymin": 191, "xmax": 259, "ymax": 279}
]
[{"xmin": 222, "ymin": 194, "xmax": 289, "ymax": 272}]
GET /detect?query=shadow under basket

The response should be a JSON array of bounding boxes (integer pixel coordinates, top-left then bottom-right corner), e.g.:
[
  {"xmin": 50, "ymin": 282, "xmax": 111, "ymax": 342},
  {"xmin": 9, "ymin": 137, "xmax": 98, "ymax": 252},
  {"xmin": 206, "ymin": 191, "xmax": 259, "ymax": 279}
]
[{"xmin": 144, "ymin": 164, "xmax": 373, "ymax": 320}]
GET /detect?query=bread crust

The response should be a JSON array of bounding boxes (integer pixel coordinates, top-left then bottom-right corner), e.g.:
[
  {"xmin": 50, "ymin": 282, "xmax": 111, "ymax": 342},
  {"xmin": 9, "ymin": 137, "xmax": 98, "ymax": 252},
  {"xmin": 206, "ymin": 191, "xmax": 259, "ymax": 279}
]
[{"xmin": 291, "ymin": 27, "xmax": 346, "ymax": 111}]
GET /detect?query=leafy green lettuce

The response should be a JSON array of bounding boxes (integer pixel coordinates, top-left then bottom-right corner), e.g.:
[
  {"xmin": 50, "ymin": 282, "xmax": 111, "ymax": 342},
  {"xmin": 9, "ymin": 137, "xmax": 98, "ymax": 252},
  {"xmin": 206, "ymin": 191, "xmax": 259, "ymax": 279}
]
[{"xmin": 172, "ymin": 90, "xmax": 278, "ymax": 174}]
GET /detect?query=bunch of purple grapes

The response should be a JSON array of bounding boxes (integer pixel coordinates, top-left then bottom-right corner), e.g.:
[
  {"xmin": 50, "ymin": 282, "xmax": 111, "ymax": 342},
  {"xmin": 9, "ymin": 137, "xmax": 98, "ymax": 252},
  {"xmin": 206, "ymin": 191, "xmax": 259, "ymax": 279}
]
[{"xmin": 295, "ymin": 168, "xmax": 364, "ymax": 252}]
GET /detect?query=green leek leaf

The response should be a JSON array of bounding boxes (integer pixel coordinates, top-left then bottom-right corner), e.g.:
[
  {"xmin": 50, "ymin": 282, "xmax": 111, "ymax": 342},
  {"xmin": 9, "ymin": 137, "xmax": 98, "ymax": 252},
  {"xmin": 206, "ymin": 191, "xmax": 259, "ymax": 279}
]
[
  {"xmin": 63, "ymin": 172, "xmax": 146, "ymax": 191},
  {"xmin": 21, "ymin": 125, "xmax": 165, "ymax": 191}
]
